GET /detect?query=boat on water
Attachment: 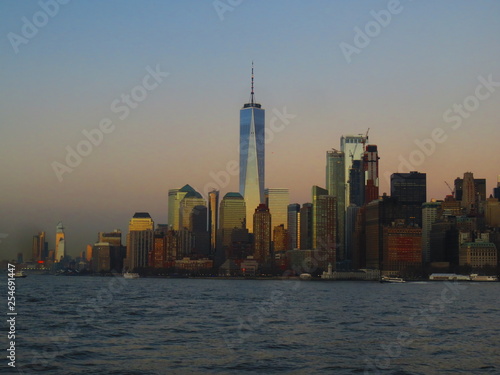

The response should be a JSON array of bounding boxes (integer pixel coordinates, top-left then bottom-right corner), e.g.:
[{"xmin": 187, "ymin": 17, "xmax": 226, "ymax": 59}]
[
  {"xmin": 469, "ymin": 274, "xmax": 498, "ymax": 282},
  {"xmin": 123, "ymin": 271, "xmax": 140, "ymax": 279},
  {"xmin": 14, "ymin": 271, "xmax": 27, "ymax": 278},
  {"xmin": 380, "ymin": 276, "xmax": 405, "ymax": 283},
  {"xmin": 299, "ymin": 273, "xmax": 312, "ymax": 280}
]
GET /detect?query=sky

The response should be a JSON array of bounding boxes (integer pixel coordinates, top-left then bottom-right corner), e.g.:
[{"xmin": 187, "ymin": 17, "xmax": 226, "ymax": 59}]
[{"xmin": 1, "ymin": 0, "xmax": 500, "ymax": 260}]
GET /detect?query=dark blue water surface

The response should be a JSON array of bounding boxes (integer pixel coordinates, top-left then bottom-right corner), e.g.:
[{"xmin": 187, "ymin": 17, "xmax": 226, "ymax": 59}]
[{"xmin": 3, "ymin": 275, "xmax": 500, "ymax": 374}]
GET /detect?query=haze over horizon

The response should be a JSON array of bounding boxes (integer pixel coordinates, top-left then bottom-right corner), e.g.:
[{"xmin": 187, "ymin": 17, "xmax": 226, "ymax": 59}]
[{"xmin": 1, "ymin": 0, "xmax": 500, "ymax": 259}]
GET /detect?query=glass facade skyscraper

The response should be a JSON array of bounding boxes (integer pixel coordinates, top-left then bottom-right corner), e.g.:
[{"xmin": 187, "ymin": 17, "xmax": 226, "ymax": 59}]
[
  {"xmin": 265, "ymin": 188, "xmax": 289, "ymax": 238},
  {"xmin": 240, "ymin": 64, "xmax": 265, "ymax": 233}
]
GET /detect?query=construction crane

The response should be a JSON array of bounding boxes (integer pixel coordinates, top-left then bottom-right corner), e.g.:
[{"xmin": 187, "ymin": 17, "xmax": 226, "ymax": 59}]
[{"xmin": 444, "ymin": 181, "xmax": 454, "ymax": 197}]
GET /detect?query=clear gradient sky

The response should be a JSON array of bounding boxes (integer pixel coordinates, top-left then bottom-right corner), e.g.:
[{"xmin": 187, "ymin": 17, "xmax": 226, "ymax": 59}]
[{"xmin": 1, "ymin": 0, "xmax": 500, "ymax": 260}]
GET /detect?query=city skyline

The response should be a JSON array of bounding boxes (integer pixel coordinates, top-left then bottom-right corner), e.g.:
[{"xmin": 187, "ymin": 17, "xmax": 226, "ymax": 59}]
[{"xmin": 1, "ymin": 1, "xmax": 500, "ymax": 259}]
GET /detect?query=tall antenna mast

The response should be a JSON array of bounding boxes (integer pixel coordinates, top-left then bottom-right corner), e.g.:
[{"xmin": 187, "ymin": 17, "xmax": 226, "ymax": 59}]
[{"xmin": 251, "ymin": 61, "xmax": 255, "ymax": 105}]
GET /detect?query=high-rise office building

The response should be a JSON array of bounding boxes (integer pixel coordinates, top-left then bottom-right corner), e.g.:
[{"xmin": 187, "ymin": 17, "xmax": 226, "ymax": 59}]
[
  {"xmin": 208, "ymin": 190, "xmax": 219, "ymax": 257},
  {"xmin": 454, "ymin": 175, "xmax": 486, "ymax": 202},
  {"xmin": 391, "ymin": 171, "xmax": 426, "ymax": 227},
  {"xmin": 167, "ymin": 188, "xmax": 179, "ymax": 227},
  {"xmin": 363, "ymin": 144, "xmax": 380, "ymax": 204},
  {"xmin": 218, "ymin": 192, "xmax": 247, "ymax": 261},
  {"xmin": 494, "ymin": 176, "xmax": 500, "ymax": 200},
  {"xmin": 299, "ymin": 203, "xmax": 313, "ymax": 250},
  {"xmin": 98, "ymin": 229, "xmax": 126, "ymax": 271},
  {"xmin": 326, "ymin": 150, "xmax": 345, "ymax": 258},
  {"xmin": 169, "ymin": 184, "xmax": 196, "ymax": 230},
  {"xmin": 422, "ymin": 201, "xmax": 442, "ymax": 264},
  {"xmin": 240, "ymin": 64, "xmax": 265, "ymax": 233},
  {"xmin": 383, "ymin": 220, "xmax": 422, "ymax": 275},
  {"xmin": 191, "ymin": 205, "xmax": 209, "ymax": 256},
  {"xmin": 365, "ymin": 195, "xmax": 401, "ymax": 269},
  {"xmin": 345, "ymin": 204, "xmax": 360, "ymax": 264},
  {"xmin": 253, "ymin": 204, "xmax": 271, "ymax": 265},
  {"xmin": 461, "ymin": 172, "xmax": 476, "ymax": 213},
  {"xmin": 265, "ymin": 188, "xmax": 289, "ymax": 237},
  {"xmin": 287, "ymin": 203, "xmax": 300, "ymax": 250},
  {"xmin": 179, "ymin": 190, "xmax": 206, "ymax": 230},
  {"xmin": 341, "ymin": 134, "xmax": 368, "ymax": 208},
  {"xmin": 126, "ymin": 212, "xmax": 154, "ymax": 270},
  {"xmin": 312, "ymin": 186, "xmax": 328, "ymax": 249},
  {"xmin": 315, "ymin": 195, "xmax": 336, "ymax": 257},
  {"xmin": 55, "ymin": 222, "xmax": 65, "ymax": 262},
  {"xmin": 349, "ymin": 159, "xmax": 364, "ymax": 207}
]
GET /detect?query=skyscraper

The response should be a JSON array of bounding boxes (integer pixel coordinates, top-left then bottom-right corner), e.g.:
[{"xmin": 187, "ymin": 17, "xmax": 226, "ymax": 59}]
[
  {"xmin": 287, "ymin": 203, "xmax": 300, "ymax": 250},
  {"xmin": 326, "ymin": 150, "xmax": 345, "ymax": 258},
  {"xmin": 167, "ymin": 188, "xmax": 179, "ymax": 227},
  {"xmin": 315, "ymin": 195, "xmax": 337, "ymax": 256},
  {"xmin": 169, "ymin": 185, "xmax": 196, "ymax": 230},
  {"xmin": 341, "ymin": 133, "xmax": 368, "ymax": 207},
  {"xmin": 32, "ymin": 231, "xmax": 47, "ymax": 262},
  {"xmin": 208, "ymin": 190, "xmax": 219, "ymax": 257},
  {"xmin": 265, "ymin": 188, "xmax": 289, "ymax": 237},
  {"xmin": 494, "ymin": 175, "xmax": 500, "ymax": 200},
  {"xmin": 218, "ymin": 192, "xmax": 247, "ymax": 261},
  {"xmin": 363, "ymin": 144, "xmax": 380, "ymax": 204},
  {"xmin": 55, "ymin": 222, "xmax": 65, "ymax": 262},
  {"xmin": 299, "ymin": 203, "xmax": 313, "ymax": 250},
  {"xmin": 391, "ymin": 171, "xmax": 427, "ymax": 227},
  {"xmin": 312, "ymin": 186, "xmax": 328, "ymax": 249},
  {"xmin": 253, "ymin": 204, "xmax": 271, "ymax": 265},
  {"xmin": 421, "ymin": 201, "xmax": 442, "ymax": 264},
  {"xmin": 126, "ymin": 212, "xmax": 154, "ymax": 270},
  {"xmin": 240, "ymin": 63, "xmax": 265, "ymax": 233},
  {"xmin": 179, "ymin": 190, "xmax": 206, "ymax": 230}
]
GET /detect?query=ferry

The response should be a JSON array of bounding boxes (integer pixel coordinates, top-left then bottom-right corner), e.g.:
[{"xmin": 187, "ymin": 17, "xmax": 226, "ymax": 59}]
[
  {"xmin": 123, "ymin": 271, "xmax": 140, "ymax": 279},
  {"xmin": 299, "ymin": 273, "xmax": 312, "ymax": 280},
  {"xmin": 380, "ymin": 276, "xmax": 405, "ymax": 283},
  {"xmin": 14, "ymin": 271, "xmax": 27, "ymax": 278},
  {"xmin": 469, "ymin": 274, "xmax": 498, "ymax": 282}
]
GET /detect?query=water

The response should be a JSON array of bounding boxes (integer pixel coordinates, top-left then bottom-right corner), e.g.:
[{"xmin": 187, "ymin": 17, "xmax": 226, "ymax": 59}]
[{"xmin": 4, "ymin": 275, "xmax": 500, "ymax": 374}]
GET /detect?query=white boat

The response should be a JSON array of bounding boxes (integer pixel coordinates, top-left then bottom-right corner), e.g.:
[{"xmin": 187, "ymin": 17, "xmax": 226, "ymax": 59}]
[
  {"xmin": 299, "ymin": 273, "xmax": 312, "ymax": 280},
  {"xmin": 123, "ymin": 271, "xmax": 140, "ymax": 279},
  {"xmin": 470, "ymin": 274, "xmax": 498, "ymax": 282},
  {"xmin": 380, "ymin": 276, "xmax": 405, "ymax": 283},
  {"xmin": 14, "ymin": 271, "xmax": 27, "ymax": 278}
]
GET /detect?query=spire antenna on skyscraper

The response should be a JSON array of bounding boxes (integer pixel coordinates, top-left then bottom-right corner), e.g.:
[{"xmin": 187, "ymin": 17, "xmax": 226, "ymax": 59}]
[{"xmin": 250, "ymin": 61, "xmax": 255, "ymax": 105}]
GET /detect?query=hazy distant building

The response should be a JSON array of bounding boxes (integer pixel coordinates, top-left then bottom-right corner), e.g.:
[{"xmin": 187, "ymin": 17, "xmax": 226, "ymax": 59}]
[
  {"xmin": 98, "ymin": 229, "xmax": 126, "ymax": 271},
  {"xmin": 240, "ymin": 65, "xmax": 265, "ymax": 233},
  {"xmin": 253, "ymin": 204, "xmax": 271, "ymax": 265},
  {"xmin": 287, "ymin": 203, "xmax": 300, "ymax": 250},
  {"xmin": 391, "ymin": 171, "xmax": 426, "ymax": 227},
  {"xmin": 454, "ymin": 174, "xmax": 486, "ymax": 204},
  {"xmin": 168, "ymin": 188, "xmax": 179, "ymax": 227},
  {"xmin": 169, "ymin": 184, "xmax": 197, "ymax": 230},
  {"xmin": 126, "ymin": 212, "xmax": 154, "ymax": 270},
  {"xmin": 32, "ymin": 231, "xmax": 47, "ymax": 262},
  {"xmin": 265, "ymin": 188, "xmax": 289, "ymax": 237},
  {"xmin": 299, "ymin": 203, "xmax": 313, "ymax": 250},
  {"xmin": 493, "ymin": 175, "xmax": 500, "ymax": 200},
  {"xmin": 55, "ymin": 221, "xmax": 65, "ymax": 262}
]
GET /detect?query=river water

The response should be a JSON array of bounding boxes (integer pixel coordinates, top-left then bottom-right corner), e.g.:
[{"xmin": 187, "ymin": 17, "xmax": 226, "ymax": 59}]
[{"xmin": 4, "ymin": 275, "xmax": 500, "ymax": 374}]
